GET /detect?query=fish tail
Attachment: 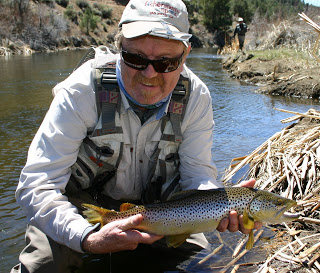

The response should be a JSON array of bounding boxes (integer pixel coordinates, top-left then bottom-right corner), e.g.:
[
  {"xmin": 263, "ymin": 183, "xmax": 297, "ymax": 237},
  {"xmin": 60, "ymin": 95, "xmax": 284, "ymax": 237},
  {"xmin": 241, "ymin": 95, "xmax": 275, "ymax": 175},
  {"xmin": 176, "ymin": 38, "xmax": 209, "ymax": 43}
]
[{"xmin": 82, "ymin": 203, "xmax": 117, "ymax": 226}]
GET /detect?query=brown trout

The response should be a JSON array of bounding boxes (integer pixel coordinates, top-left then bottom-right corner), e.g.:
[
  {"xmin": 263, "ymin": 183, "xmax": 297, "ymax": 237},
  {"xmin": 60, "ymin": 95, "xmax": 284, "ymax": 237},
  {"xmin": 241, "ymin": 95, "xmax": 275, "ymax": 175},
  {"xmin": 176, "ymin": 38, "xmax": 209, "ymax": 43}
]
[{"xmin": 82, "ymin": 187, "xmax": 299, "ymax": 249}]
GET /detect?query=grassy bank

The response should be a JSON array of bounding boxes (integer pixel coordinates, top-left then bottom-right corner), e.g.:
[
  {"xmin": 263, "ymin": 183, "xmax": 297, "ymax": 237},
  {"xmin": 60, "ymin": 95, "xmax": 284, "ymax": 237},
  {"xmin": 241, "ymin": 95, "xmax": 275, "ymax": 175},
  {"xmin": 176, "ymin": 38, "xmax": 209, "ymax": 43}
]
[{"xmin": 250, "ymin": 48, "xmax": 308, "ymax": 62}]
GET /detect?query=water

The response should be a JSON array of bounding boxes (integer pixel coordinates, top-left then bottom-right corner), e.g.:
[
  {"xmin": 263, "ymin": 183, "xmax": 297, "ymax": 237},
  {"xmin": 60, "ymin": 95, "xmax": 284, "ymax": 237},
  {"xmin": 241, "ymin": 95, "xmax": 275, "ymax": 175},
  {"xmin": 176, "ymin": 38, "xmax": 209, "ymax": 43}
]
[
  {"xmin": 0, "ymin": 48, "xmax": 319, "ymax": 272},
  {"xmin": 186, "ymin": 48, "xmax": 320, "ymax": 181}
]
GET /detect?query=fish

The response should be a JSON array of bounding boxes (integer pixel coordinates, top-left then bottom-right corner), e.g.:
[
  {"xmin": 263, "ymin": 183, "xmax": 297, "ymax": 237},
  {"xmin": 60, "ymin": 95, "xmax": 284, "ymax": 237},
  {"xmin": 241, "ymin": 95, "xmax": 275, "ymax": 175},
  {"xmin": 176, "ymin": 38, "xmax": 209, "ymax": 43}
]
[{"xmin": 82, "ymin": 187, "xmax": 299, "ymax": 250}]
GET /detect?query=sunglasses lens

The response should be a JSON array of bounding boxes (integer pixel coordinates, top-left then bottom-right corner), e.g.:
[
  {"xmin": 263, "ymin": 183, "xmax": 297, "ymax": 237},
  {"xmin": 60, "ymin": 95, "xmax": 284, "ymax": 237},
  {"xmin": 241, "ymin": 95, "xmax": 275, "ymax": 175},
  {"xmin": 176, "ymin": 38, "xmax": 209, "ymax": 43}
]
[
  {"xmin": 153, "ymin": 59, "xmax": 180, "ymax": 73},
  {"xmin": 121, "ymin": 50, "xmax": 182, "ymax": 73},
  {"xmin": 121, "ymin": 51, "xmax": 148, "ymax": 70}
]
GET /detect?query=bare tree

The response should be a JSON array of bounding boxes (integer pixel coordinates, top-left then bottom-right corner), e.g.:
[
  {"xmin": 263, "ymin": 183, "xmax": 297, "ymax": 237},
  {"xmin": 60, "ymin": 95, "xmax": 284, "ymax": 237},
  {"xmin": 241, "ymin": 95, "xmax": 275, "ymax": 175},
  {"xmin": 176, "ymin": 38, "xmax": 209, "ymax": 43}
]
[{"xmin": 10, "ymin": 0, "xmax": 30, "ymax": 31}]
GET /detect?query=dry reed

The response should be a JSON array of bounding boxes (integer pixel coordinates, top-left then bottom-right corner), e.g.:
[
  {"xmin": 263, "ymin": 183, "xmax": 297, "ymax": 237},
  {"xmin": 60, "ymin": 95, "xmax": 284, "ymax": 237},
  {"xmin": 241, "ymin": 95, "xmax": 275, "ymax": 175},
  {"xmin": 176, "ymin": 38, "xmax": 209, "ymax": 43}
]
[
  {"xmin": 222, "ymin": 108, "xmax": 320, "ymax": 272},
  {"xmin": 207, "ymin": 12, "xmax": 320, "ymax": 273}
]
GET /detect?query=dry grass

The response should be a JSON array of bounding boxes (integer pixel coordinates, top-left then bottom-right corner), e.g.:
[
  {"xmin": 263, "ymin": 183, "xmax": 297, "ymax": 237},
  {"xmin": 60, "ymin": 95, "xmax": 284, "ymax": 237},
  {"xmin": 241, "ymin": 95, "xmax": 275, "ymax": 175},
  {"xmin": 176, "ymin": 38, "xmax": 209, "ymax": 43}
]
[
  {"xmin": 221, "ymin": 12, "xmax": 320, "ymax": 65},
  {"xmin": 217, "ymin": 14, "xmax": 320, "ymax": 272},
  {"xmin": 299, "ymin": 12, "xmax": 320, "ymax": 63},
  {"xmin": 221, "ymin": 109, "xmax": 320, "ymax": 272}
]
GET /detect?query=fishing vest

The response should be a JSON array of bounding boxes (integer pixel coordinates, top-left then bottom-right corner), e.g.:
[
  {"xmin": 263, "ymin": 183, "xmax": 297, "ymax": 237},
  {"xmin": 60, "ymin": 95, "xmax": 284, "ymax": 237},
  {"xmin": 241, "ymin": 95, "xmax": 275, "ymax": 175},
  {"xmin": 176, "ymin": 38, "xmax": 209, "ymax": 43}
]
[
  {"xmin": 69, "ymin": 46, "xmax": 191, "ymax": 204},
  {"xmin": 236, "ymin": 23, "xmax": 248, "ymax": 36}
]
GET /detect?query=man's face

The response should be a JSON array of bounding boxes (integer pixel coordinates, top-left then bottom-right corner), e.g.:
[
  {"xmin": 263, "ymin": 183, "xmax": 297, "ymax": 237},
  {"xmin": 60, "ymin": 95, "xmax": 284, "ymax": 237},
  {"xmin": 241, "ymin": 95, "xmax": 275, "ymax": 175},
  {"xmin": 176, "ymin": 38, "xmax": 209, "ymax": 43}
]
[{"xmin": 120, "ymin": 35, "xmax": 190, "ymax": 105}]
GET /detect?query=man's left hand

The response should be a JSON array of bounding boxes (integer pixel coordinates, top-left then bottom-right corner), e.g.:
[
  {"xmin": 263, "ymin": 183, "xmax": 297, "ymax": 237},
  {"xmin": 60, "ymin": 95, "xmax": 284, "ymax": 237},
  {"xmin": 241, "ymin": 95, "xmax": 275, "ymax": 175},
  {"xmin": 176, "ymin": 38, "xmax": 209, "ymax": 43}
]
[{"xmin": 216, "ymin": 178, "xmax": 263, "ymax": 234}]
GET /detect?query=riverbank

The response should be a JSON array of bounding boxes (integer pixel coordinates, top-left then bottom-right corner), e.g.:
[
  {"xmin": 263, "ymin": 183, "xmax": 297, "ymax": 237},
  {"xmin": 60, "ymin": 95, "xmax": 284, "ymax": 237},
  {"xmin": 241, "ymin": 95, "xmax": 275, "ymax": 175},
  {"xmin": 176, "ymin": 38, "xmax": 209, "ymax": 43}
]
[
  {"xmin": 222, "ymin": 108, "xmax": 320, "ymax": 273},
  {"xmin": 222, "ymin": 50, "xmax": 320, "ymax": 99}
]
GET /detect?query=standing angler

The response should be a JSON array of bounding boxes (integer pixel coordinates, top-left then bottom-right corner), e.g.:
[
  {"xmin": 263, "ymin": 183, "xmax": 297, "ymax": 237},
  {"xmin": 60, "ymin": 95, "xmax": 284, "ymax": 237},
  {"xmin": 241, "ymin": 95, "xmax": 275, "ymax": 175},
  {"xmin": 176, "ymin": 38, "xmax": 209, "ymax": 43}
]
[
  {"xmin": 233, "ymin": 17, "xmax": 248, "ymax": 51},
  {"xmin": 12, "ymin": 1, "xmax": 261, "ymax": 272}
]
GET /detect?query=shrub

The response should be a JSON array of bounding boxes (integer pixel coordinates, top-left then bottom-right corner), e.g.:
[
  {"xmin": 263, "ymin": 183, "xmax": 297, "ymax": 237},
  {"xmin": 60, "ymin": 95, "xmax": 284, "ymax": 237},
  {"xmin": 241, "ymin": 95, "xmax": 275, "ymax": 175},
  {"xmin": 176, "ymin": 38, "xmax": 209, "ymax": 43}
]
[
  {"xmin": 101, "ymin": 7, "xmax": 112, "ymax": 19},
  {"xmin": 56, "ymin": 0, "xmax": 69, "ymax": 8},
  {"xmin": 39, "ymin": 0, "xmax": 55, "ymax": 7},
  {"xmin": 93, "ymin": 3, "xmax": 113, "ymax": 19},
  {"xmin": 76, "ymin": 0, "xmax": 89, "ymax": 11},
  {"xmin": 64, "ymin": 5, "xmax": 78, "ymax": 23},
  {"xmin": 92, "ymin": 7, "xmax": 102, "ymax": 17},
  {"xmin": 101, "ymin": 22, "xmax": 107, "ymax": 32},
  {"xmin": 79, "ymin": 7, "xmax": 99, "ymax": 34}
]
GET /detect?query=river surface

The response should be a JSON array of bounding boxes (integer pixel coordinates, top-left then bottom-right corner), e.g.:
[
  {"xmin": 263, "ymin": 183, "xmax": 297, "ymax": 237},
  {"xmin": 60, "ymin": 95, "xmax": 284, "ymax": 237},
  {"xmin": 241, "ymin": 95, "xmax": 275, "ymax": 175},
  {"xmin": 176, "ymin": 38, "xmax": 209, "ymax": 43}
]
[{"xmin": 0, "ymin": 48, "xmax": 319, "ymax": 272}]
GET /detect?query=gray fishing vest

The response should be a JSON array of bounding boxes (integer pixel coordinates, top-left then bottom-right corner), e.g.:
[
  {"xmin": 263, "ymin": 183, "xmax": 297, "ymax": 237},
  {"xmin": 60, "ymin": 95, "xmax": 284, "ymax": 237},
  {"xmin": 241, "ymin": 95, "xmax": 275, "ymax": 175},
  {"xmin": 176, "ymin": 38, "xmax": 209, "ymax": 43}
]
[{"xmin": 69, "ymin": 46, "xmax": 191, "ymax": 204}]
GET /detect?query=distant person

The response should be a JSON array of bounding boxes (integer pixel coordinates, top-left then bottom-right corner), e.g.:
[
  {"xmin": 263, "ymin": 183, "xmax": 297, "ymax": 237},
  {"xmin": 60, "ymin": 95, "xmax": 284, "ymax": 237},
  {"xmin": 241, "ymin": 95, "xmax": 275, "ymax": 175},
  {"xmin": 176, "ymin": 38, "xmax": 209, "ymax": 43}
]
[{"xmin": 233, "ymin": 17, "xmax": 248, "ymax": 51}]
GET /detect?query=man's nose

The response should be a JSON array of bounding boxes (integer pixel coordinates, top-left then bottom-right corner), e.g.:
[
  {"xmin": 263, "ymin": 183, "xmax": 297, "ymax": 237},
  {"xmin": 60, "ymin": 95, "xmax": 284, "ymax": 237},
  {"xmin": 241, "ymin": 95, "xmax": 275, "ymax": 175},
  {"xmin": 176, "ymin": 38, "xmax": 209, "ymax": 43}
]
[{"xmin": 141, "ymin": 63, "xmax": 159, "ymax": 78}]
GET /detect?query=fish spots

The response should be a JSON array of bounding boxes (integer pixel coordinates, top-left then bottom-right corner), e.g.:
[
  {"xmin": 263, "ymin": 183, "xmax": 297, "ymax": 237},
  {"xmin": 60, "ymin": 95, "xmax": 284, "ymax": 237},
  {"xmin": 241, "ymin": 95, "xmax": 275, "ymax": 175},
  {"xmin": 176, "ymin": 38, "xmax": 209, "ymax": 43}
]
[{"xmin": 84, "ymin": 188, "xmax": 296, "ymax": 237}]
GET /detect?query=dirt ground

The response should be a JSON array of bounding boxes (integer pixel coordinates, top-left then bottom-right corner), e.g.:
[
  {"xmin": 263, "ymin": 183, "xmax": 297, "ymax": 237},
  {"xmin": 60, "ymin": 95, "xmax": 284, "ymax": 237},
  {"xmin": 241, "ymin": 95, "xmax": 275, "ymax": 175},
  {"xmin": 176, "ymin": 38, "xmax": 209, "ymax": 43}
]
[{"xmin": 222, "ymin": 52, "xmax": 320, "ymax": 99}]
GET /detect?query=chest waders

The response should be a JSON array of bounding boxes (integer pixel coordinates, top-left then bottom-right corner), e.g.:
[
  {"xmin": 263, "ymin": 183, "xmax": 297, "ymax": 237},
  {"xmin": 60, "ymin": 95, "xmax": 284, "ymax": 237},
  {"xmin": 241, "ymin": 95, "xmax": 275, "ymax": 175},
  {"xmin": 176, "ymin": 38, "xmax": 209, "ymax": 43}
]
[{"xmin": 66, "ymin": 46, "xmax": 191, "ymax": 205}]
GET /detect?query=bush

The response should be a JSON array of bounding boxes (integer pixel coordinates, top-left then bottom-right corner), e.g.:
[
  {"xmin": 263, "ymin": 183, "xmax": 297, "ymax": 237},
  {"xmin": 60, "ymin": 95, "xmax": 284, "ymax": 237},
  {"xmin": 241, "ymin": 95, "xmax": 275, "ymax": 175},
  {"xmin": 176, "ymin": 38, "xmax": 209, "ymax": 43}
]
[
  {"xmin": 76, "ymin": 0, "xmax": 89, "ymax": 10},
  {"xmin": 56, "ymin": 0, "xmax": 69, "ymax": 8},
  {"xmin": 39, "ymin": 0, "xmax": 55, "ymax": 7},
  {"xmin": 106, "ymin": 18, "xmax": 113, "ymax": 25},
  {"xmin": 64, "ymin": 5, "xmax": 78, "ymax": 23},
  {"xmin": 101, "ymin": 7, "xmax": 112, "ymax": 19},
  {"xmin": 101, "ymin": 22, "xmax": 107, "ymax": 32},
  {"xmin": 79, "ymin": 7, "xmax": 100, "ymax": 34},
  {"xmin": 93, "ymin": 3, "xmax": 113, "ymax": 19},
  {"xmin": 92, "ymin": 8, "xmax": 102, "ymax": 17}
]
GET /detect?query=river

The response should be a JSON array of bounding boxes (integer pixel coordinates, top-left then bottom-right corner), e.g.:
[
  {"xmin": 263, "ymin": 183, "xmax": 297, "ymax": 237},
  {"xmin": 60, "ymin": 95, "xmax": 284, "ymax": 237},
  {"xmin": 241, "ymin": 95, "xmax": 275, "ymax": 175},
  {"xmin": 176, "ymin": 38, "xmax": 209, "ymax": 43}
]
[{"xmin": 0, "ymin": 48, "xmax": 319, "ymax": 272}]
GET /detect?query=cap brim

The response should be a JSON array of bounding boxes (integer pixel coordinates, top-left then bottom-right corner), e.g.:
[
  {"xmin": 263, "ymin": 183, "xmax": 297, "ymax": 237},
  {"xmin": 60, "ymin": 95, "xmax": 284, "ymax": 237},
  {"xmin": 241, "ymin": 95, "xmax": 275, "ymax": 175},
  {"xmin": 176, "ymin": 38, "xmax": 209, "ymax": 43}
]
[{"xmin": 122, "ymin": 21, "xmax": 191, "ymax": 44}]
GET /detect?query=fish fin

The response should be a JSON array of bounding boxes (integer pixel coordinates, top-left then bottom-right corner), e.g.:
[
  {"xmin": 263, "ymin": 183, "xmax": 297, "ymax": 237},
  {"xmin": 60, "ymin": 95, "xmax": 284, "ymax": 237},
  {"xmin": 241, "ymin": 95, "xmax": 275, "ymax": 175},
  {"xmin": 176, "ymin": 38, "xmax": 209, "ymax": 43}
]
[
  {"xmin": 166, "ymin": 234, "xmax": 190, "ymax": 248},
  {"xmin": 242, "ymin": 209, "xmax": 255, "ymax": 229},
  {"xmin": 82, "ymin": 203, "xmax": 116, "ymax": 226},
  {"xmin": 120, "ymin": 203, "xmax": 137, "ymax": 212},
  {"xmin": 245, "ymin": 230, "xmax": 254, "ymax": 250}
]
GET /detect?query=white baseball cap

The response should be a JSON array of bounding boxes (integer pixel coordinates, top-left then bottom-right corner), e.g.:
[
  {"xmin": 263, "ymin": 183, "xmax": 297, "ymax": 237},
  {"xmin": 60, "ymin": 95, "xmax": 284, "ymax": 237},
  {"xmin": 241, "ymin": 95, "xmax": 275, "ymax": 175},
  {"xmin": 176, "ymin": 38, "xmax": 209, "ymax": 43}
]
[{"xmin": 119, "ymin": 0, "xmax": 192, "ymax": 45}]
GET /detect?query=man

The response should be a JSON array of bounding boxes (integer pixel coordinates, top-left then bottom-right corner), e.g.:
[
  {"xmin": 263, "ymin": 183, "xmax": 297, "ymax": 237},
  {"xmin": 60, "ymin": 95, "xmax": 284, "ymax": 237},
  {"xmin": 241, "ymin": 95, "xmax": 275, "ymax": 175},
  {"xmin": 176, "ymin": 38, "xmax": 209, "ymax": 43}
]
[
  {"xmin": 11, "ymin": 1, "xmax": 260, "ymax": 272},
  {"xmin": 233, "ymin": 17, "xmax": 248, "ymax": 51}
]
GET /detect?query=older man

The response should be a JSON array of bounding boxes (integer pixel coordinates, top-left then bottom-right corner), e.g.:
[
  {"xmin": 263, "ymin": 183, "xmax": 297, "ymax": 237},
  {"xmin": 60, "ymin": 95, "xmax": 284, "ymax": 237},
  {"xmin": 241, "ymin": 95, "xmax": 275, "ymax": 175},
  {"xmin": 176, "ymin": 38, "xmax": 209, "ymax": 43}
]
[{"xmin": 11, "ymin": 1, "xmax": 260, "ymax": 272}]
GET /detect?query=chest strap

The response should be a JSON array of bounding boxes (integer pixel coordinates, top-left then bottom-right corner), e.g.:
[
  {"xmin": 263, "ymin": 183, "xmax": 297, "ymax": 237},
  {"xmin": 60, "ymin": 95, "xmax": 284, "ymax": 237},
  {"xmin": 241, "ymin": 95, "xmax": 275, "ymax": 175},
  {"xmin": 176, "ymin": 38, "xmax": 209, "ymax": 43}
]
[
  {"xmin": 167, "ymin": 74, "xmax": 190, "ymax": 142},
  {"xmin": 91, "ymin": 64, "xmax": 123, "ymax": 137}
]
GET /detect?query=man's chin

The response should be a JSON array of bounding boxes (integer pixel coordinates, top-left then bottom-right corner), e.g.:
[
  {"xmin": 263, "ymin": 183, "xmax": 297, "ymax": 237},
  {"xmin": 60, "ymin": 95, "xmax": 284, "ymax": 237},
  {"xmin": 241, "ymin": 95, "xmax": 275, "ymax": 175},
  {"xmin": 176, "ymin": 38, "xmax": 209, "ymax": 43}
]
[{"xmin": 138, "ymin": 92, "xmax": 163, "ymax": 105}]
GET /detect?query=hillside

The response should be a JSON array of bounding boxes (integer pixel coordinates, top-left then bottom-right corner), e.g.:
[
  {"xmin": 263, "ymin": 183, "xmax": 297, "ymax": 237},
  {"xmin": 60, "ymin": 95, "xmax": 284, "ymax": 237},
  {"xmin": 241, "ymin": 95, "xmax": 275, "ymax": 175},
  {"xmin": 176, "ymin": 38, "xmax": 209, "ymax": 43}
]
[
  {"xmin": 0, "ymin": 0, "xmax": 126, "ymax": 55},
  {"xmin": 0, "ymin": 0, "xmax": 216, "ymax": 55},
  {"xmin": 0, "ymin": 0, "xmax": 319, "ymax": 56}
]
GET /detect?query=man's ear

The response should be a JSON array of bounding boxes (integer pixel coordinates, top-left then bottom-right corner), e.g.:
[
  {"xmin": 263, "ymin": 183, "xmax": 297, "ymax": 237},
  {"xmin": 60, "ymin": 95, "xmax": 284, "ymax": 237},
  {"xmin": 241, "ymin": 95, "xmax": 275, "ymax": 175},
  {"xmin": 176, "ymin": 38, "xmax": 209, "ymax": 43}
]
[
  {"xmin": 187, "ymin": 44, "xmax": 191, "ymax": 54},
  {"xmin": 181, "ymin": 44, "xmax": 191, "ymax": 65}
]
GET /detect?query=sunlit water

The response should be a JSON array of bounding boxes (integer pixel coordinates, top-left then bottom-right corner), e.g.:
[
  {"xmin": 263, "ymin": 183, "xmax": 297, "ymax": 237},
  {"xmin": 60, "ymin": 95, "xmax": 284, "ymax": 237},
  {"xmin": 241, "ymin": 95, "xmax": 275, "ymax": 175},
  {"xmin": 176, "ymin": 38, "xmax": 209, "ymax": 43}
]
[{"xmin": 0, "ymin": 48, "xmax": 319, "ymax": 272}]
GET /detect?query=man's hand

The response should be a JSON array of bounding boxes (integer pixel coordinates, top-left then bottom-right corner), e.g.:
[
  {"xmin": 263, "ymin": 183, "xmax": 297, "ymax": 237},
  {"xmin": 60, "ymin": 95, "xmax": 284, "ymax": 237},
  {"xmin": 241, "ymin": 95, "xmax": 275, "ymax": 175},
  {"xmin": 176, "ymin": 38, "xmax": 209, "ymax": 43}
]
[
  {"xmin": 216, "ymin": 178, "xmax": 263, "ymax": 234},
  {"xmin": 82, "ymin": 214, "xmax": 163, "ymax": 254}
]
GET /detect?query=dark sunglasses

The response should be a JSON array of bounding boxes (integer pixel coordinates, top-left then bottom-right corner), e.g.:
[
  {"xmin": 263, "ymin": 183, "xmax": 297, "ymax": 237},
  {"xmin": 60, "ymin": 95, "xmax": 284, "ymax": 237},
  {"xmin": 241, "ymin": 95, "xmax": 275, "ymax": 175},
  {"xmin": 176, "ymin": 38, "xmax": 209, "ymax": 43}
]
[{"xmin": 121, "ymin": 49, "xmax": 184, "ymax": 73}]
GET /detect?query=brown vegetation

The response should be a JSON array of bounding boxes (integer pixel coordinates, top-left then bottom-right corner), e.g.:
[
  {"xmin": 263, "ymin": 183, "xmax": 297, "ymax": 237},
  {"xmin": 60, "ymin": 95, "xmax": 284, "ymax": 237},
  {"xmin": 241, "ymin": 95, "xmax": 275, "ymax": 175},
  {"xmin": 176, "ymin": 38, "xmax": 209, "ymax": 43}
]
[
  {"xmin": 0, "ymin": 0, "xmax": 125, "ymax": 55},
  {"xmin": 219, "ymin": 14, "xmax": 320, "ymax": 272},
  {"xmin": 221, "ymin": 108, "xmax": 320, "ymax": 272},
  {"xmin": 222, "ymin": 12, "xmax": 320, "ymax": 99}
]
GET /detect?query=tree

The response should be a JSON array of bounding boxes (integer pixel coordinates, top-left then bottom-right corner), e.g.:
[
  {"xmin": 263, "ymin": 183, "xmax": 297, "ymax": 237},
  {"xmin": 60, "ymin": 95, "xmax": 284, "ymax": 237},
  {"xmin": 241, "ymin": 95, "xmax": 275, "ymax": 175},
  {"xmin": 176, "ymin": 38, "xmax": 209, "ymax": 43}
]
[
  {"xmin": 230, "ymin": 0, "xmax": 254, "ymax": 22},
  {"xmin": 79, "ymin": 8, "xmax": 99, "ymax": 35},
  {"xmin": 203, "ymin": 0, "xmax": 232, "ymax": 31},
  {"xmin": 10, "ymin": 0, "xmax": 30, "ymax": 31}
]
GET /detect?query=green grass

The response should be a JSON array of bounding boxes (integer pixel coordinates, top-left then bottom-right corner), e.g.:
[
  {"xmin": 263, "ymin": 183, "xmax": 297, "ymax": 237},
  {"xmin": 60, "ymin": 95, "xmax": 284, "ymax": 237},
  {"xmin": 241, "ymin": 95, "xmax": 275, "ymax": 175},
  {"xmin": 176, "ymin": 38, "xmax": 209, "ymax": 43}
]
[{"xmin": 249, "ymin": 48, "xmax": 309, "ymax": 61}]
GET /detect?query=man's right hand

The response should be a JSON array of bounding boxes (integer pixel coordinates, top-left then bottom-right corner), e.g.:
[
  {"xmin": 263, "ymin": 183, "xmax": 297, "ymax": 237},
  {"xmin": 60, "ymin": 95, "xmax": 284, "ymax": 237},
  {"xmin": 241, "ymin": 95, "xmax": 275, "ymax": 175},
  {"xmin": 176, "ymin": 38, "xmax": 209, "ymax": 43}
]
[{"xmin": 82, "ymin": 214, "xmax": 163, "ymax": 254}]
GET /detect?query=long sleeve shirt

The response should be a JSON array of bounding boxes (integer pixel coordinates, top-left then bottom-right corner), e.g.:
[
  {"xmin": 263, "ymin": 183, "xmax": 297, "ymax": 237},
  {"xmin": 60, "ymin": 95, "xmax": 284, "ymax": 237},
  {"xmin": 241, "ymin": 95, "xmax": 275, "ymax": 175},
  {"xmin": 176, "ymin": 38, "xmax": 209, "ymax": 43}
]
[{"xmin": 16, "ymin": 50, "xmax": 220, "ymax": 253}]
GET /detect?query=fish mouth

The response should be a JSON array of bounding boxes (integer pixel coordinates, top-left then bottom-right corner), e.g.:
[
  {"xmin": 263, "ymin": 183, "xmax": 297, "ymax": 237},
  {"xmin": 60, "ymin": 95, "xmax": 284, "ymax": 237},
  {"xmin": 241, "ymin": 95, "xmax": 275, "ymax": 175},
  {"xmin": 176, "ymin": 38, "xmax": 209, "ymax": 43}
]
[
  {"xmin": 282, "ymin": 211, "xmax": 300, "ymax": 219},
  {"xmin": 276, "ymin": 201, "xmax": 299, "ymax": 221}
]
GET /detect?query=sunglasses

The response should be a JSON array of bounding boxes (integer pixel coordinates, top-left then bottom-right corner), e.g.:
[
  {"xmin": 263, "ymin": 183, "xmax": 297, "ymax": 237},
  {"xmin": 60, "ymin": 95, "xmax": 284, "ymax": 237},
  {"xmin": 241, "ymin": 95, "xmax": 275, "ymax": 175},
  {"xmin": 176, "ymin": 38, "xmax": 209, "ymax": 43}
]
[{"xmin": 121, "ymin": 49, "xmax": 184, "ymax": 73}]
